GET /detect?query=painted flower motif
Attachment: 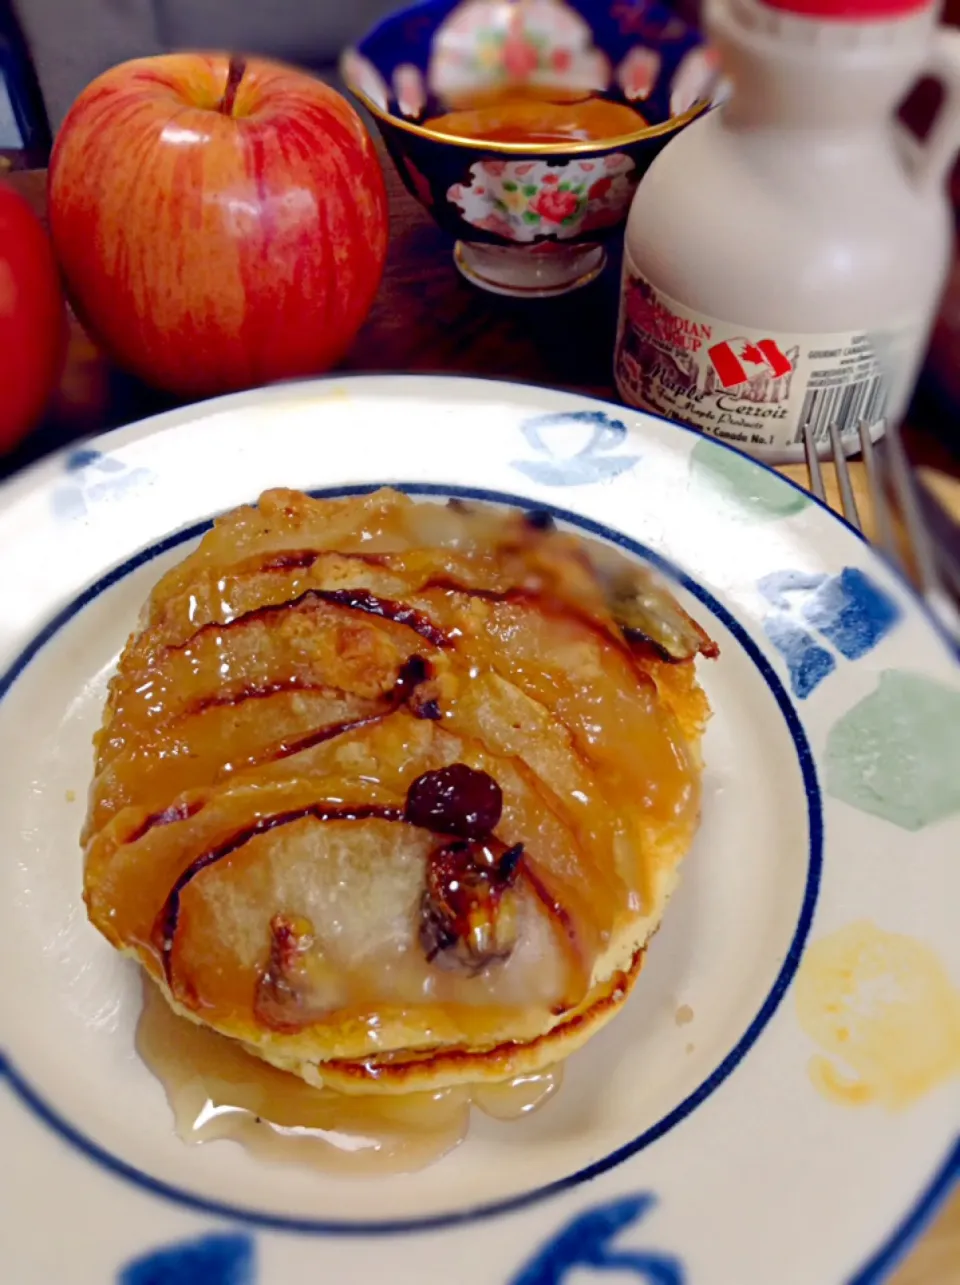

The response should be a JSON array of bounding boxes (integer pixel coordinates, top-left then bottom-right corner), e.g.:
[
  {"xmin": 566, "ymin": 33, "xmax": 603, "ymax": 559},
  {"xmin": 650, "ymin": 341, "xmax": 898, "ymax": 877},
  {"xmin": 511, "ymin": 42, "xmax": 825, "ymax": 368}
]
[
  {"xmin": 670, "ymin": 45, "xmax": 720, "ymax": 117},
  {"xmin": 474, "ymin": 212, "xmax": 515, "ymax": 238},
  {"xmin": 429, "ymin": 0, "xmax": 609, "ymax": 103},
  {"xmin": 617, "ymin": 46, "xmax": 661, "ymax": 102},
  {"xmin": 475, "ymin": 34, "xmax": 506, "ymax": 73},
  {"xmin": 502, "ymin": 186, "xmax": 531, "ymax": 214},
  {"xmin": 448, "ymin": 154, "xmax": 636, "ymax": 243},
  {"xmin": 531, "ymin": 186, "xmax": 582, "ymax": 224},
  {"xmin": 503, "ymin": 26, "xmax": 541, "ymax": 80},
  {"xmin": 341, "ymin": 48, "xmax": 390, "ymax": 111},
  {"xmin": 393, "ymin": 63, "xmax": 427, "ymax": 118}
]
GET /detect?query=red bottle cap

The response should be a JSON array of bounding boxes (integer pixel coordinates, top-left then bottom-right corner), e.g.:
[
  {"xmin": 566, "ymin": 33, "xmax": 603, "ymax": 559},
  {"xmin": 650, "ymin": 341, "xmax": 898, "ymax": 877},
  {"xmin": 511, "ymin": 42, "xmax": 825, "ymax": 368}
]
[{"xmin": 762, "ymin": 0, "xmax": 932, "ymax": 18}]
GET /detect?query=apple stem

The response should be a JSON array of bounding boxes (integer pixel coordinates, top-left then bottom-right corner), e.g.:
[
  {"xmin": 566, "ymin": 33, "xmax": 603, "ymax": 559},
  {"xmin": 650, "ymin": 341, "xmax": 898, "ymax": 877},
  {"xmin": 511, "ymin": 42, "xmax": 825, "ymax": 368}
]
[{"xmin": 219, "ymin": 55, "xmax": 247, "ymax": 116}]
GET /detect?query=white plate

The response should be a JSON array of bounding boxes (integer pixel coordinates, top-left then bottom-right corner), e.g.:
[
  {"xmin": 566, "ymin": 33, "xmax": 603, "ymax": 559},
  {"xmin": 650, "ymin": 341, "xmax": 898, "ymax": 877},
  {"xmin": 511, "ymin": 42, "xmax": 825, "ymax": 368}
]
[{"xmin": 1, "ymin": 375, "xmax": 957, "ymax": 1285}]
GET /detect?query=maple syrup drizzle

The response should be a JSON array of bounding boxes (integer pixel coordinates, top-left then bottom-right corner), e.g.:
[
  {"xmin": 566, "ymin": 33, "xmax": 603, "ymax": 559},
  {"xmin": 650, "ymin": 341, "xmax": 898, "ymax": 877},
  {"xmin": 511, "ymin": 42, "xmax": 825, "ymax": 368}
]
[
  {"xmin": 152, "ymin": 762, "xmax": 520, "ymax": 992},
  {"xmin": 150, "ymin": 557, "xmax": 702, "ymax": 756},
  {"xmin": 125, "ymin": 799, "xmax": 205, "ymax": 846},
  {"xmin": 104, "ymin": 503, "xmax": 714, "ymax": 1176},
  {"xmin": 136, "ymin": 980, "xmax": 563, "ymax": 1175},
  {"xmin": 168, "ymin": 543, "xmax": 649, "ymax": 676},
  {"xmin": 188, "ymin": 679, "xmax": 356, "ymax": 718},
  {"xmin": 164, "ymin": 585, "xmax": 451, "ymax": 655},
  {"xmin": 257, "ymin": 549, "xmax": 381, "ymax": 573},
  {"xmin": 266, "ymin": 653, "xmax": 436, "ymax": 763},
  {"xmin": 425, "ymin": 87, "xmax": 646, "ymax": 145},
  {"xmin": 119, "ymin": 561, "xmax": 706, "ymax": 1006},
  {"xmin": 243, "ymin": 547, "xmax": 389, "ymax": 576},
  {"xmin": 123, "ymin": 655, "xmax": 436, "ymax": 847},
  {"xmin": 152, "ymin": 803, "xmax": 405, "ymax": 981}
]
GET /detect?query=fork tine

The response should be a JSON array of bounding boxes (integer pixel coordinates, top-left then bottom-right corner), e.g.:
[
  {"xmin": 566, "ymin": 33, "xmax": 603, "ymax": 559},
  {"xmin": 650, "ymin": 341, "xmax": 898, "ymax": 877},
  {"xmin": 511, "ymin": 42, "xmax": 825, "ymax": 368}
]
[
  {"xmin": 803, "ymin": 420, "xmax": 826, "ymax": 502},
  {"xmin": 806, "ymin": 414, "xmax": 960, "ymax": 642},
  {"xmin": 885, "ymin": 418, "xmax": 960, "ymax": 641},
  {"xmin": 858, "ymin": 419, "xmax": 901, "ymax": 566},
  {"xmin": 916, "ymin": 477, "xmax": 960, "ymax": 601},
  {"xmin": 884, "ymin": 416, "xmax": 941, "ymax": 597},
  {"xmin": 828, "ymin": 421, "xmax": 861, "ymax": 530}
]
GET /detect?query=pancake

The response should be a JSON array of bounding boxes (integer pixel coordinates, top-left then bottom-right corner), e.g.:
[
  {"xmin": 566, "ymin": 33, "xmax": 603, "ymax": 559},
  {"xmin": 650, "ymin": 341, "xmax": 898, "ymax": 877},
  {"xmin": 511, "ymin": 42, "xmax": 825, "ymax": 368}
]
[{"xmin": 83, "ymin": 488, "xmax": 716, "ymax": 1094}]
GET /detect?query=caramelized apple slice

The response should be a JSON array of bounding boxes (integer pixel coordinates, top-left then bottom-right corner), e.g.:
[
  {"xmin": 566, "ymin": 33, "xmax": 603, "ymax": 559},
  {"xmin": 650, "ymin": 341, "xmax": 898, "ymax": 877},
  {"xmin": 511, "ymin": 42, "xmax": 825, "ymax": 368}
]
[
  {"xmin": 85, "ymin": 775, "xmax": 406, "ymax": 961},
  {"xmin": 168, "ymin": 815, "xmax": 582, "ymax": 1055},
  {"xmin": 412, "ymin": 586, "xmax": 701, "ymax": 898},
  {"xmin": 86, "ymin": 687, "xmax": 388, "ymax": 838},
  {"xmin": 144, "ymin": 488, "xmax": 419, "ymax": 621},
  {"xmin": 96, "ymin": 597, "xmax": 442, "ymax": 771},
  {"xmin": 144, "ymin": 523, "xmax": 613, "ymax": 655},
  {"xmin": 146, "ymin": 552, "xmax": 415, "ymax": 650},
  {"xmin": 87, "ymin": 717, "xmax": 468, "ymax": 960}
]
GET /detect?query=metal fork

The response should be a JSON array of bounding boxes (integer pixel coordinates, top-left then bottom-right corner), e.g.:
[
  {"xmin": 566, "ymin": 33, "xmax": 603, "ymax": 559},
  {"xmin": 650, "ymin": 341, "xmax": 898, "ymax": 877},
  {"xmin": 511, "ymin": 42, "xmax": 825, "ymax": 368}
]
[{"xmin": 802, "ymin": 418, "xmax": 960, "ymax": 644}]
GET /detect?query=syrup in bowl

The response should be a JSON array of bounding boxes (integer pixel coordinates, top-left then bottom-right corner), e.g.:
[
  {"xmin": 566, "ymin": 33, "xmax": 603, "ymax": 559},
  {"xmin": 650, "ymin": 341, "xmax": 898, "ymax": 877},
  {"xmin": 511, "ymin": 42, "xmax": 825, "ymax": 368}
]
[
  {"xmin": 136, "ymin": 980, "xmax": 563, "ymax": 1175},
  {"xmin": 424, "ymin": 86, "xmax": 647, "ymax": 145}
]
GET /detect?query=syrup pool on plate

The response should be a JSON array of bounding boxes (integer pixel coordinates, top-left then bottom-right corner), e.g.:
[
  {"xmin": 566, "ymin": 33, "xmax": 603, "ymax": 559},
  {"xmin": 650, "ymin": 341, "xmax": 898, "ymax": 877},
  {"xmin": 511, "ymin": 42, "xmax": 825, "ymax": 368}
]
[
  {"xmin": 136, "ymin": 980, "xmax": 563, "ymax": 1174},
  {"xmin": 425, "ymin": 86, "xmax": 646, "ymax": 145}
]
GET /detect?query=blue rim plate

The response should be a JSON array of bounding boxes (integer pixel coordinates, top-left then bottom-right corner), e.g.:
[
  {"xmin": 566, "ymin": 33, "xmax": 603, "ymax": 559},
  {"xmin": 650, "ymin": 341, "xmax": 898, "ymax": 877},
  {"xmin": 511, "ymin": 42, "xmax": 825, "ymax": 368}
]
[{"xmin": 0, "ymin": 375, "xmax": 957, "ymax": 1285}]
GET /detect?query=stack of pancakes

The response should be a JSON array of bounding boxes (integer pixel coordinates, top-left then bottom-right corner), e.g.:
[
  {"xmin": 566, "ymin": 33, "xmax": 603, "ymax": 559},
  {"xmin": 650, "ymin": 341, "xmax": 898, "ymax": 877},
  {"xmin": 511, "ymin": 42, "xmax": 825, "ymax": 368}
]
[{"xmin": 83, "ymin": 488, "xmax": 715, "ymax": 1094}]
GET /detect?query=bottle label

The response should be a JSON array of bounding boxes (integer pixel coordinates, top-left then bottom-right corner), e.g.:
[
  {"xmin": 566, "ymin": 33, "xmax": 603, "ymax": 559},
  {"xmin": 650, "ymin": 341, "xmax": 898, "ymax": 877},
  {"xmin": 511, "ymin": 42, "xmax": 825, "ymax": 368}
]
[{"xmin": 614, "ymin": 262, "xmax": 921, "ymax": 455}]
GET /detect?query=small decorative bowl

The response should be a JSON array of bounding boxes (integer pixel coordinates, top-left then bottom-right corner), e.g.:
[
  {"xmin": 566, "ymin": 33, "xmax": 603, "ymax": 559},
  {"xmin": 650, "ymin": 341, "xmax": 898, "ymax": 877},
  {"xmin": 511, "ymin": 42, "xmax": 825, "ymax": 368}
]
[{"xmin": 342, "ymin": 0, "xmax": 718, "ymax": 297}]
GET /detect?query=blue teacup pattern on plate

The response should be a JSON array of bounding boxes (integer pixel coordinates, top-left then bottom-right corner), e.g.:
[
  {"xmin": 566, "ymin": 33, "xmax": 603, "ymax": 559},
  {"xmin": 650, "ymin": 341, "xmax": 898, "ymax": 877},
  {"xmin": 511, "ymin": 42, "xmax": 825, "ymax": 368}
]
[
  {"xmin": 117, "ymin": 1195, "xmax": 683, "ymax": 1284},
  {"xmin": 510, "ymin": 1194, "xmax": 684, "ymax": 1284},
  {"xmin": 513, "ymin": 409, "xmax": 640, "ymax": 485},
  {"xmin": 119, "ymin": 1234, "xmax": 255, "ymax": 1285},
  {"xmin": 52, "ymin": 448, "xmax": 153, "ymax": 521}
]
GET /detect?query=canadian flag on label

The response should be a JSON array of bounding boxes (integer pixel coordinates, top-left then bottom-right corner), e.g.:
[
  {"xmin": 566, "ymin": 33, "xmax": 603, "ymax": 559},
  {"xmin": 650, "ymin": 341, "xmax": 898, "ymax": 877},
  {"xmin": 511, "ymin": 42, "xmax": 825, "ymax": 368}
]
[
  {"xmin": 614, "ymin": 260, "xmax": 918, "ymax": 459},
  {"xmin": 707, "ymin": 337, "xmax": 793, "ymax": 389}
]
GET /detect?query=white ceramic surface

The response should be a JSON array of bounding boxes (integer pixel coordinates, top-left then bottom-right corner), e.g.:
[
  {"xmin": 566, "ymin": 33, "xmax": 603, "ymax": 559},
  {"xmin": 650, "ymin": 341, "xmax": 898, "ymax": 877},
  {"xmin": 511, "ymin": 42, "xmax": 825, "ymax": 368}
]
[{"xmin": 0, "ymin": 375, "xmax": 957, "ymax": 1285}]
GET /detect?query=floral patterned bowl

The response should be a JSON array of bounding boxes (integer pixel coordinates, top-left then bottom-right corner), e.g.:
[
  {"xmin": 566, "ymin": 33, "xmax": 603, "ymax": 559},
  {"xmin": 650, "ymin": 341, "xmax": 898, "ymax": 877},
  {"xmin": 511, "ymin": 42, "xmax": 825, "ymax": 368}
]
[{"xmin": 341, "ymin": 0, "xmax": 718, "ymax": 297}]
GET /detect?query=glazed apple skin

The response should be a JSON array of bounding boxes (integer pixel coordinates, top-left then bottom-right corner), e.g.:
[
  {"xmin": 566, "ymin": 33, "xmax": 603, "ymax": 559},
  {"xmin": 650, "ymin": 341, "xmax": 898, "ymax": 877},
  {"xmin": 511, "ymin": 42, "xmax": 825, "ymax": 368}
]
[{"xmin": 48, "ymin": 54, "xmax": 388, "ymax": 397}]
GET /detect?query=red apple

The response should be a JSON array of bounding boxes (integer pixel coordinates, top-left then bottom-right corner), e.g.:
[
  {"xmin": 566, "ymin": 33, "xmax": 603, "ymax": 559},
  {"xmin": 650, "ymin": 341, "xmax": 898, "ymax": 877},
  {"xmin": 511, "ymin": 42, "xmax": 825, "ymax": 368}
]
[
  {"xmin": 0, "ymin": 183, "xmax": 65, "ymax": 452},
  {"xmin": 48, "ymin": 54, "xmax": 388, "ymax": 398}
]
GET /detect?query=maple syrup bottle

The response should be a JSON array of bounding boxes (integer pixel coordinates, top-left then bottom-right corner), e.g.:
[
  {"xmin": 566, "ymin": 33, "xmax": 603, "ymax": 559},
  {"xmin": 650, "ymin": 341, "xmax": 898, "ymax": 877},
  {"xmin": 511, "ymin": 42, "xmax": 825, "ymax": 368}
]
[{"xmin": 614, "ymin": 0, "xmax": 960, "ymax": 463}]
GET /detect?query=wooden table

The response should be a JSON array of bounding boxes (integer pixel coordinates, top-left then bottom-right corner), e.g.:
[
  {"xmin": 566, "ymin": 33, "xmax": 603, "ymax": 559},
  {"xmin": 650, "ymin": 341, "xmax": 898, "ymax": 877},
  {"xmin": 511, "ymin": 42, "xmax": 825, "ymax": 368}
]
[
  {"xmin": 3, "ymin": 162, "xmax": 959, "ymax": 479},
  {"xmin": 3, "ymin": 163, "xmax": 959, "ymax": 1282}
]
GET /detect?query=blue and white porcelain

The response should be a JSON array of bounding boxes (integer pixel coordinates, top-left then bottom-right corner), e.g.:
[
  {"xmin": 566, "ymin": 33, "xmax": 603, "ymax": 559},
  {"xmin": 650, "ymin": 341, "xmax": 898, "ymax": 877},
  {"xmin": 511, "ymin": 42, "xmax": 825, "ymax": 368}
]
[
  {"xmin": 341, "ymin": 0, "xmax": 718, "ymax": 296},
  {"xmin": 1, "ymin": 375, "xmax": 958, "ymax": 1284}
]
